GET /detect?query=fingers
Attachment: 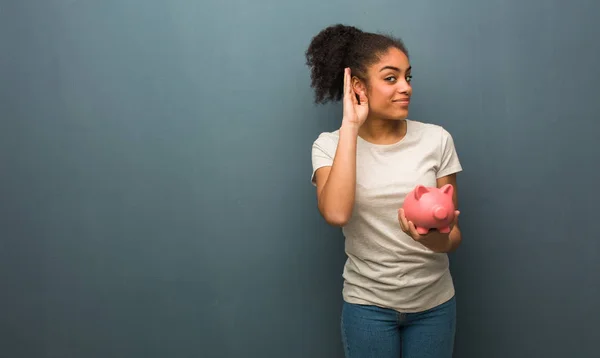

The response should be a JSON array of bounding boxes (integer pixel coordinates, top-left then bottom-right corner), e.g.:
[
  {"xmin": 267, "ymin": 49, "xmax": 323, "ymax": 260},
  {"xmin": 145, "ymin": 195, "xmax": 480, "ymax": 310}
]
[
  {"xmin": 343, "ymin": 69, "xmax": 350, "ymax": 107},
  {"xmin": 397, "ymin": 209, "xmax": 408, "ymax": 231},
  {"xmin": 343, "ymin": 67, "xmax": 348, "ymax": 91},
  {"xmin": 398, "ymin": 209, "xmax": 420, "ymax": 240},
  {"xmin": 344, "ymin": 68, "xmax": 352, "ymax": 96},
  {"xmin": 450, "ymin": 210, "xmax": 460, "ymax": 229},
  {"xmin": 350, "ymin": 77, "xmax": 359, "ymax": 106},
  {"xmin": 358, "ymin": 89, "xmax": 368, "ymax": 105},
  {"xmin": 407, "ymin": 221, "xmax": 421, "ymax": 240},
  {"xmin": 343, "ymin": 68, "xmax": 359, "ymax": 105}
]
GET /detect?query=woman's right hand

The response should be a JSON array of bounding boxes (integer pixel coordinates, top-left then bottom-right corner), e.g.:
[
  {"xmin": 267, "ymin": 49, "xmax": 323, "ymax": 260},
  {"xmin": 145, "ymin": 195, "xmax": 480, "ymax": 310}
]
[{"xmin": 342, "ymin": 67, "xmax": 369, "ymax": 128}]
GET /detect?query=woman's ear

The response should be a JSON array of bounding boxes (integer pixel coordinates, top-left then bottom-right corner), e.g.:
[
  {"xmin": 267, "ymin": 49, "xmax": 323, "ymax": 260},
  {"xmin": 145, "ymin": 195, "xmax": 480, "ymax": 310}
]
[{"xmin": 351, "ymin": 77, "xmax": 368, "ymax": 104}]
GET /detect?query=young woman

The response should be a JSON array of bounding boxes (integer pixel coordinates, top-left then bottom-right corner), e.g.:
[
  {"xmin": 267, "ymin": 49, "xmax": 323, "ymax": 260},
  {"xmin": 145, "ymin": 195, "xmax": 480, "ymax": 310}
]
[{"xmin": 306, "ymin": 24, "xmax": 463, "ymax": 358}]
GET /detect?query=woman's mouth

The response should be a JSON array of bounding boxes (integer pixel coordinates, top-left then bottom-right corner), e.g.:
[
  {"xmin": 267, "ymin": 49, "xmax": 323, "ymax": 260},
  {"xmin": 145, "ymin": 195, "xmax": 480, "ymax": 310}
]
[{"xmin": 393, "ymin": 99, "xmax": 410, "ymax": 106}]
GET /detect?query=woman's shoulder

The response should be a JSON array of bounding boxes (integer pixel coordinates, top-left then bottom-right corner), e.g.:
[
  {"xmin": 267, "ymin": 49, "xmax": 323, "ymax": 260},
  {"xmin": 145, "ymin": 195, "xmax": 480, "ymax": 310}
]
[
  {"xmin": 313, "ymin": 129, "xmax": 340, "ymax": 147},
  {"xmin": 311, "ymin": 129, "xmax": 340, "ymax": 158},
  {"xmin": 314, "ymin": 129, "xmax": 340, "ymax": 141}
]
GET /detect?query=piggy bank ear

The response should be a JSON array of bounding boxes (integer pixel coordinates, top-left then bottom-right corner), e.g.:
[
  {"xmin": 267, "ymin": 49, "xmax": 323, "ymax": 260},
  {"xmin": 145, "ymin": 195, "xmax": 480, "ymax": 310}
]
[
  {"xmin": 414, "ymin": 185, "xmax": 429, "ymax": 200},
  {"xmin": 440, "ymin": 184, "xmax": 454, "ymax": 197}
]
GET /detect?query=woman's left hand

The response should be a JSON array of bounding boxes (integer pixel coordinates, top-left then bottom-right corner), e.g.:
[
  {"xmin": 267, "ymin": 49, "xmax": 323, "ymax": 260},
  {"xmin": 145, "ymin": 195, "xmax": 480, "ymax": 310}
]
[{"xmin": 397, "ymin": 208, "xmax": 460, "ymax": 253}]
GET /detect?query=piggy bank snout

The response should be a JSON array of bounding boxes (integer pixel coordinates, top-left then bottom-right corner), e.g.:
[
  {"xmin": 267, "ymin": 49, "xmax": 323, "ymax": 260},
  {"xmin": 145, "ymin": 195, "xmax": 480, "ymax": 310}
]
[{"xmin": 433, "ymin": 205, "xmax": 448, "ymax": 221}]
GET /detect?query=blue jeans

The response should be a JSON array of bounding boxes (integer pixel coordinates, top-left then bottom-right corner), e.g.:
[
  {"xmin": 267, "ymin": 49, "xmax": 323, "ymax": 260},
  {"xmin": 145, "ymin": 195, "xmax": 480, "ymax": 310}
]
[{"xmin": 341, "ymin": 296, "xmax": 456, "ymax": 358}]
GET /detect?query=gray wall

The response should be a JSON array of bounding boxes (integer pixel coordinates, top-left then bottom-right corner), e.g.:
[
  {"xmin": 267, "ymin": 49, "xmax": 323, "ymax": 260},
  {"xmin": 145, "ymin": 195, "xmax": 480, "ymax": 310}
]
[{"xmin": 1, "ymin": 0, "xmax": 598, "ymax": 357}]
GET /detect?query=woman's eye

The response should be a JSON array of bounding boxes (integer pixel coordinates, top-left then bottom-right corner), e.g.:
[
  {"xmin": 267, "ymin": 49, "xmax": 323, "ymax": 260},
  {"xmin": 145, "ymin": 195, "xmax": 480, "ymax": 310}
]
[{"xmin": 385, "ymin": 75, "xmax": 412, "ymax": 83}]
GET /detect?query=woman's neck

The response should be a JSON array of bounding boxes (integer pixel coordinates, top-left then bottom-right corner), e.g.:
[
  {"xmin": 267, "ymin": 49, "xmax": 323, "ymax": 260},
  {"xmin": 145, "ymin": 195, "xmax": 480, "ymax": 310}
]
[{"xmin": 358, "ymin": 117, "xmax": 407, "ymax": 145}]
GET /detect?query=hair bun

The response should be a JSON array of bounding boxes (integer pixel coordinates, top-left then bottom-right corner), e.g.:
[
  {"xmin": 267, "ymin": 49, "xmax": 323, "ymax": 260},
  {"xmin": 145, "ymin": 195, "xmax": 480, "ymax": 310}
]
[
  {"xmin": 307, "ymin": 24, "xmax": 362, "ymax": 66},
  {"xmin": 305, "ymin": 24, "xmax": 363, "ymax": 103}
]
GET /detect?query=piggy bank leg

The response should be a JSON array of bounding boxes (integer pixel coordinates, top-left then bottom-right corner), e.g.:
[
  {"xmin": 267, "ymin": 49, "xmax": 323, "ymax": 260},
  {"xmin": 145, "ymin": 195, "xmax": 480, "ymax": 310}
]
[
  {"xmin": 438, "ymin": 226, "xmax": 451, "ymax": 234},
  {"xmin": 415, "ymin": 226, "xmax": 430, "ymax": 235}
]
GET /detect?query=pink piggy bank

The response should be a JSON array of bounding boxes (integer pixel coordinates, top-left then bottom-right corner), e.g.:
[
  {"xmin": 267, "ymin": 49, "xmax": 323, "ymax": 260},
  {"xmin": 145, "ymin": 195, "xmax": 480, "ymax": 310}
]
[{"xmin": 401, "ymin": 184, "xmax": 455, "ymax": 235}]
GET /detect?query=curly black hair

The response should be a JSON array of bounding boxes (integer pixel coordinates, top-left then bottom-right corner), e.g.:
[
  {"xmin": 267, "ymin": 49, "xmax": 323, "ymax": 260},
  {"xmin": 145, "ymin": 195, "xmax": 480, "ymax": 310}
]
[{"xmin": 305, "ymin": 24, "xmax": 408, "ymax": 104}]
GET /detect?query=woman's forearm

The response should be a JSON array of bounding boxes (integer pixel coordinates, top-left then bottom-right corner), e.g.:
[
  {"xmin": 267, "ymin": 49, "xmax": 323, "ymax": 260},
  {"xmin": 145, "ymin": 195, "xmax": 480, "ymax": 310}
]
[{"xmin": 318, "ymin": 121, "xmax": 360, "ymax": 226}]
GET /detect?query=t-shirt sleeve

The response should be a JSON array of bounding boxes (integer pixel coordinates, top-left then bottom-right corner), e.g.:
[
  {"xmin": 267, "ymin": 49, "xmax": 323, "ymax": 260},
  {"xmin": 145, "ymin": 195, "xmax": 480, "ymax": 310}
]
[
  {"xmin": 437, "ymin": 127, "xmax": 463, "ymax": 178},
  {"xmin": 310, "ymin": 133, "xmax": 337, "ymax": 186}
]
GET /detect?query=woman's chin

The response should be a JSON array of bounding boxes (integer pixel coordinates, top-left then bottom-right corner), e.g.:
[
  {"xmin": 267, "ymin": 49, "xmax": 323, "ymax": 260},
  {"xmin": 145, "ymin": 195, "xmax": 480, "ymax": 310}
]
[
  {"xmin": 370, "ymin": 108, "xmax": 409, "ymax": 121},
  {"xmin": 388, "ymin": 111, "xmax": 409, "ymax": 121}
]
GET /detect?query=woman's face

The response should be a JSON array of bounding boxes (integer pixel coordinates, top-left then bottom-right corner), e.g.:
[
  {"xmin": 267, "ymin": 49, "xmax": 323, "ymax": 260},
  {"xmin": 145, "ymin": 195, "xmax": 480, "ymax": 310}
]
[{"xmin": 355, "ymin": 47, "xmax": 413, "ymax": 121}]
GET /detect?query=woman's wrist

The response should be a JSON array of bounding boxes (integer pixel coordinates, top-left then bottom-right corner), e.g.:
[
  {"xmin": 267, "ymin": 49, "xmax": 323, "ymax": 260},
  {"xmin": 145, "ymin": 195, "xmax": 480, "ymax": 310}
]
[{"xmin": 340, "ymin": 119, "xmax": 361, "ymax": 136}]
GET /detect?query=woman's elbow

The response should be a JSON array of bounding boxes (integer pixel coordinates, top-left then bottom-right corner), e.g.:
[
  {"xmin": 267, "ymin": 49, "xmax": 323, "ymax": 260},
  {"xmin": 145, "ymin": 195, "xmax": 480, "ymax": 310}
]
[
  {"xmin": 320, "ymin": 208, "xmax": 351, "ymax": 227},
  {"xmin": 316, "ymin": 192, "xmax": 353, "ymax": 227}
]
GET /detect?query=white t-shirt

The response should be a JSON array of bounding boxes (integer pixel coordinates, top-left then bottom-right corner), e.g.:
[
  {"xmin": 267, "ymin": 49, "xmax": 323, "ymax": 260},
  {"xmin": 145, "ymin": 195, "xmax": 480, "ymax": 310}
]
[{"xmin": 311, "ymin": 119, "xmax": 463, "ymax": 313}]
